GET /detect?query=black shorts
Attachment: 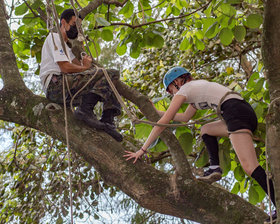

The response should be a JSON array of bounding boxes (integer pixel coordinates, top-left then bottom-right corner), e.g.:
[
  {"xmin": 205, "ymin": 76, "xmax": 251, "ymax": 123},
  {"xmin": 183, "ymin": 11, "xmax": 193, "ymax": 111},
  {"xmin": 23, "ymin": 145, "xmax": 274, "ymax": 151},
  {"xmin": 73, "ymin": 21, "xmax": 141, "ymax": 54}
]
[{"xmin": 221, "ymin": 99, "xmax": 258, "ymax": 133}]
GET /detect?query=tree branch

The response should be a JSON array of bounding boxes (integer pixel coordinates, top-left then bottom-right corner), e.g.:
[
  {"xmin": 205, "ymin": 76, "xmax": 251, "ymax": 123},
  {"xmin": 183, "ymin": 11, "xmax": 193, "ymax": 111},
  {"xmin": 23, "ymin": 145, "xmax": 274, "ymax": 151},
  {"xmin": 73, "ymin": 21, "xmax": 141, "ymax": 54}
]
[
  {"xmin": 103, "ymin": 0, "xmax": 128, "ymax": 7},
  {"xmin": 79, "ymin": 0, "xmax": 128, "ymax": 19},
  {"xmin": 95, "ymin": 0, "xmax": 212, "ymax": 29},
  {"xmin": 0, "ymin": 0, "xmax": 27, "ymax": 89}
]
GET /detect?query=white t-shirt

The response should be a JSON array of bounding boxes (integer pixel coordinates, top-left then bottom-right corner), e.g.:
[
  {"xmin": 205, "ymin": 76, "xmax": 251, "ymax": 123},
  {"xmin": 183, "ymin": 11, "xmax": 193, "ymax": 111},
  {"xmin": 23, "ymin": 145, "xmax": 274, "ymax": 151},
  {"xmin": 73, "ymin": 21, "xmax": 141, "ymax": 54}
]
[
  {"xmin": 175, "ymin": 80, "xmax": 243, "ymax": 110},
  {"xmin": 39, "ymin": 33, "xmax": 75, "ymax": 93}
]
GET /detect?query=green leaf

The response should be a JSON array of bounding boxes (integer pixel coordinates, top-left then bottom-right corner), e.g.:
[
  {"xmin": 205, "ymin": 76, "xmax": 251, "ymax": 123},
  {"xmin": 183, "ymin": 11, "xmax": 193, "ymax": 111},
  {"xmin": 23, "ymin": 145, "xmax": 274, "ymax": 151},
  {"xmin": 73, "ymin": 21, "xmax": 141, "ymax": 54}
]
[
  {"xmin": 15, "ymin": 3, "xmax": 28, "ymax": 16},
  {"xmin": 165, "ymin": 5, "xmax": 172, "ymax": 16},
  {"xmin": 101, "ymin": 29, "xmax": 113, "ymax": 41},
  {"xmin": 22, "ymin": 13, "xmax": 36, "ymax": 25},
  {"xmin": 135, "ymin": 122, "xmax": 153, "ymax": 139},
  {"xmin": 56, "ymin": 216, "xmax": 63, "ymax": 224},
  {"xmin": 205, "ymin": 21, "xmax": 218, "ymax": 39},
  {"xmin": 96, "ymin": 17, "xmax": 111, "ymax": 26},
  {"xmin": 247, "ymin": 72, "xmax": 259, "ymax": 88},
  {"xmin": 118, "ymin": 1, "xmax": 134, "ymax": 18},
  {"xmin": 219, "ymin": 147, "xmax": 231, "ymax": 175},
  {"xmin": 219, "ymin": 3, "xmax": 236, "ymax": 16},
  {"xmin": 152, "ymin": 34, "xmax": 164, "ymax": 48},
  {"xmin": 231, "ymin": 182, "xmax": 240, "ymax": 194},
  {"xmin": 195, "ymin": 38, "xmax": 205, "ymax": 51},
  {"xmin": 233, "ymin": 25, "xmax": 246, "ymax": 42},
  {"xmin": 240, "ymin": 178, "xmax": 249, "ymax": 193},
  {"xmin": 234, "ymin": 166, "xmax": 245, "ymax": 182},
  {"xmin": 130, "ymin": 41, "xmax": 141, "ymax": 58},
  {"xmin": 31, "ymin": 0, "xmax": 44, "ymax": 9},
  {"xmin": 253, "ymin": 78, "xmax": 265, "ymax": 94},
  {"xmin": 253, "ymin": 102, "xmax": 264, "ymax": 119},
  {"xmin": 202, "ymin": 18, "xmax": 216, "ymax": 34},
  {"xmin": 176, "ymin": 0, "xmax": 183, "ymax": 10},
  {"xmin": 94, "ymin": 213, "xmax": 100, "ymax": 220},
  {"xmin": 195, "ymin": 148, "xmax": 209, "ymax": 168},
  {"xmin": 178, "ymin": 132, "xmax": 193, "ymax": 155},
  {"xmin": 180, "ymin": 0, "xmax": 189, "ymax": 8},
  {"xmin": 179, "ymin": 37, "xmax": 190, "ymax": 51},
  {"xmin": 116, "ymin": 43, "xmax": 127, "ymax": 55},
  {"xmin": 219, "ymin": 28, "xmax": 233, "ymax": 46},
  {"xmin": 246, "ymin": 14, "xmax": 263, "ymax": 29},
  {"xmin": 254, "ymin": 182, "xmax": 266, "ymax": 201},
  {"xmin": 224, "ymin": 0, "xmax": 242, "ymax": 3},
  {"xmin": 143, "ymin": 32, "xmax": 154, "ymax": 47},
  {"xmin": 89, "ymin": 41, "xmax": 101, "ymax": 58},
  {"xmin": 172, "ymin": 6, "xmax": 180, "ymax": 16},
  {"xmin": 249, "ymin": 185, "xmax": 259, "ymax": 205}
]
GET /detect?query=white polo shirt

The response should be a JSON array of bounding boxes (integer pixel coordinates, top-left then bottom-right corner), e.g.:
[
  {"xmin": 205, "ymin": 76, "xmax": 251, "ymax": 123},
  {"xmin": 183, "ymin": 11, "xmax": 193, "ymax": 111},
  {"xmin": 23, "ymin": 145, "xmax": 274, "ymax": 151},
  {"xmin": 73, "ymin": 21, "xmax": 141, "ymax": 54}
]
[
  {"xmin": 176, "ymin": 80, "xmax": 243, "ymax": 110},
  {"xmin": 39, "ymin": 32, "xmax": 75, "ymax": 93}
]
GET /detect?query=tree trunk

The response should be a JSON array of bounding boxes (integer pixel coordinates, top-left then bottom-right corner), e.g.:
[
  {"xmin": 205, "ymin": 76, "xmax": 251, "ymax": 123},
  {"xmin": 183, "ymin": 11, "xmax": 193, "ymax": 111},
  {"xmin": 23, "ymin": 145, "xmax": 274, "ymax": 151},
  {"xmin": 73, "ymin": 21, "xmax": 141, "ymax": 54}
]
[{"xmin": 262, "ymin": 0, "xmax": 280, "ymax": 220}]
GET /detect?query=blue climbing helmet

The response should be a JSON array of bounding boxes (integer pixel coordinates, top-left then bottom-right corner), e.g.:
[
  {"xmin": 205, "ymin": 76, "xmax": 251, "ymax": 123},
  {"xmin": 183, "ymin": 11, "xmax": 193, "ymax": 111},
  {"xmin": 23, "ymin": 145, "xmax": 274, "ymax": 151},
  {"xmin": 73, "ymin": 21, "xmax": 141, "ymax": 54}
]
[{"xmin": 163, "ymin": 66, "xmax": 190, "ymax": 91}]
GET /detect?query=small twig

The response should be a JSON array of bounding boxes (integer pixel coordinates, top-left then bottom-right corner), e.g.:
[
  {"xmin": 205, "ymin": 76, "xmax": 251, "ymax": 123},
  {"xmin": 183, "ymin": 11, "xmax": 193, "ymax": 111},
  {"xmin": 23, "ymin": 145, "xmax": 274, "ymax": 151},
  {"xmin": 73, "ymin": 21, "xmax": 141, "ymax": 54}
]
[
  {"xmin": 96, "ymin": 0, "xmax": 213, "ymax": 29},
  {"xmin": 150, "ymin": 151, "xmax": 171, "ymax": 164},
  {"xmin": 74, "ymin": 0, "xmax": 83, "ymax": 10},
  {"xmin": 11, "ymin": 127, "xmax": 26, "ymax": 168},
  {"xmin": 23, "ymin": 0, "xmax": 46, "ymax": 22},
  {"xmin": 134, "ymin": 0, "xmax": 167, "ymax": 14}
]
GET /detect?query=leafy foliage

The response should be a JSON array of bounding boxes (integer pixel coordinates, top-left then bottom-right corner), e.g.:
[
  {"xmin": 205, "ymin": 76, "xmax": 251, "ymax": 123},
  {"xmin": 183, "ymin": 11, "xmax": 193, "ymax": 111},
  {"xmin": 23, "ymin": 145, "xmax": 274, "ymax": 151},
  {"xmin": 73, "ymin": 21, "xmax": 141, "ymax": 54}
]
[{"xmin": 1, "ymin": 0, "xmax": 272, "ymax": 223}]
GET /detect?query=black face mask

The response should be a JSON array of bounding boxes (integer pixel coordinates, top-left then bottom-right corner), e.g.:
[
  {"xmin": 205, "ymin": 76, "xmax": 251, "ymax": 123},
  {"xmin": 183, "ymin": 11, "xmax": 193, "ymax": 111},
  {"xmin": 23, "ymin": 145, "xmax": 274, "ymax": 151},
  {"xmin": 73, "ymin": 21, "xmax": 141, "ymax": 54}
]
[{"xmin": 66, "ymin": 24, "xmax": 78, "ymax": 39}]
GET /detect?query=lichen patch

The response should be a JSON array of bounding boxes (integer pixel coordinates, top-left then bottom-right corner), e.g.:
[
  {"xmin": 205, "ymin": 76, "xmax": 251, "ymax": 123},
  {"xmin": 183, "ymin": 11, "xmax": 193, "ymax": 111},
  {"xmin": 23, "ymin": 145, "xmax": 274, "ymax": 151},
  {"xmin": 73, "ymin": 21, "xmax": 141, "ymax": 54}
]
[{"xmin": 32, "ymin": 103, "xmax": 44, "ymax": 116}]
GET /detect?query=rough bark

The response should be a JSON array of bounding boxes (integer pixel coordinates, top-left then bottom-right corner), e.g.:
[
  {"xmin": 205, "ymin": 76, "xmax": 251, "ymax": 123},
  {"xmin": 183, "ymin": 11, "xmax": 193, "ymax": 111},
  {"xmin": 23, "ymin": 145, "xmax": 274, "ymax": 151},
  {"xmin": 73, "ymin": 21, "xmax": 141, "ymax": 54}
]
[
  {"xmin": 262, "ymin": 0, "xmax": 280, "ymax": 221},
  {"xmin": 0, "ymin": 1, "xmax": 270, "ymax": 223},
  {"xmin": 79, "ymin": 0, "xmax": 128, "ymax": 19}
]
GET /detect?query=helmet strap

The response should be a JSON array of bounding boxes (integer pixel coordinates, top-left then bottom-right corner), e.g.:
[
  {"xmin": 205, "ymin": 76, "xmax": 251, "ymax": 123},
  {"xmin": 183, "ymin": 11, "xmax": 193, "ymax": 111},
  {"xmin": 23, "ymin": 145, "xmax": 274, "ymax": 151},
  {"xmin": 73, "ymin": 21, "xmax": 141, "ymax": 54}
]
[{"xmin": 172, "ymin": 81, "xmax": 180, "ymax": 90}]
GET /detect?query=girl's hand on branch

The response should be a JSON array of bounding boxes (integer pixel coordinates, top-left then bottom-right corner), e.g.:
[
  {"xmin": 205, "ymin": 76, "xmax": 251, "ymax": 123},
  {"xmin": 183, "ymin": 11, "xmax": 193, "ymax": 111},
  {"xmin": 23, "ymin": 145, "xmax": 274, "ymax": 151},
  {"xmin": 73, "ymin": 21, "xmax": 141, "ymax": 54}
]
[{"xmin": 123, "ymin": 149, "xmax": 145, "ymax": 164}]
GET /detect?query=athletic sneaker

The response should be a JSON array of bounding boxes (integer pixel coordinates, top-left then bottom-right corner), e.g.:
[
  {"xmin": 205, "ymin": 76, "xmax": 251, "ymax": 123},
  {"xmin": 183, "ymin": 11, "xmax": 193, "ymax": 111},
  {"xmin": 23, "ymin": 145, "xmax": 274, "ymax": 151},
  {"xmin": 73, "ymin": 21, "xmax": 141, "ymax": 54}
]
[
  {"xmin": 264, "ymin": 210, "xmax": 277, "ymax": 224},
  {"xmin": 197, "ymin": 167, "xmax": 222, "ymax": 183}
]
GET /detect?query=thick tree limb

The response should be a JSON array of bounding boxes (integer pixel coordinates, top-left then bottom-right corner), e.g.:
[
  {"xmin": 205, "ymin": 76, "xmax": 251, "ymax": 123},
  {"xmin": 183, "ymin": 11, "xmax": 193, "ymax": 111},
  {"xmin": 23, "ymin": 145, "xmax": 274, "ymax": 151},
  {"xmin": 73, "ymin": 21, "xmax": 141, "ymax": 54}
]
[
  {"xmin": 262, "ymin": 0, "xmax": 280, "ymax": 217},
  {"xmin": 0, "ymin": 0, "xmax": 27, "ymax": 89}
]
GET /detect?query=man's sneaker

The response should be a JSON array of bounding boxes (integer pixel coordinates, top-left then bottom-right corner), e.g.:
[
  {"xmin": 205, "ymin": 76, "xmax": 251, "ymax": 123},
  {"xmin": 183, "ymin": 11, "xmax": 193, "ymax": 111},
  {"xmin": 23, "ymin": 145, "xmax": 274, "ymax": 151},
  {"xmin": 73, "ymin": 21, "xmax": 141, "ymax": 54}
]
[
  {"xmin": 264, "ymin": 210, "xmax": 277, "ymax": 224},
  {"xmin": 197, "ymin": 167, "xmax": 222, "ymax": 184}
]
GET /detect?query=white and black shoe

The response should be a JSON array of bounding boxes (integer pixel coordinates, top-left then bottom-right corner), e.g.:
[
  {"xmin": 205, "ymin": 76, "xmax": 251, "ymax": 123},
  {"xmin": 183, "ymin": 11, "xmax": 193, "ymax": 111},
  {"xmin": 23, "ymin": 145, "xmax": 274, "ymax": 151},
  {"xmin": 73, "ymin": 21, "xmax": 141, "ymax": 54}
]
[
  {"xmin": 197, "ymin": 167, "xmax": 222, "ymax": 184},
  {"xmin": 264, "ymin": 210, "xmax": 277, "ymax": 224}
]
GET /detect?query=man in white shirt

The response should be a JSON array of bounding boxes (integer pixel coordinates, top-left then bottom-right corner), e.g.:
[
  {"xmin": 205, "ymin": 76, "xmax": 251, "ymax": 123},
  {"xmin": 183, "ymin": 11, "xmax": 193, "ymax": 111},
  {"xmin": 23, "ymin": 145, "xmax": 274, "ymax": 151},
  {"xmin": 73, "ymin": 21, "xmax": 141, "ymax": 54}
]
[{"xmin": 39, "ymin": 9, "xmax": 122, "ymax": 141}]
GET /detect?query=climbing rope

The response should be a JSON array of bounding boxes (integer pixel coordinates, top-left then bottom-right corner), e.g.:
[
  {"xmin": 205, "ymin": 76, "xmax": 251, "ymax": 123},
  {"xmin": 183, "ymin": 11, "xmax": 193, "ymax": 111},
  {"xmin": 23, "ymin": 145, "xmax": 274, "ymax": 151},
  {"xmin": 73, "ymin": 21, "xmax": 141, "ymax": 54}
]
[
  {"xmin": 62, "ymin": 75, "xmax": 74, "ymax": 224},
  {"xmin": 46, "ymin": 1, "xmax": 73, "ymax": 222}
]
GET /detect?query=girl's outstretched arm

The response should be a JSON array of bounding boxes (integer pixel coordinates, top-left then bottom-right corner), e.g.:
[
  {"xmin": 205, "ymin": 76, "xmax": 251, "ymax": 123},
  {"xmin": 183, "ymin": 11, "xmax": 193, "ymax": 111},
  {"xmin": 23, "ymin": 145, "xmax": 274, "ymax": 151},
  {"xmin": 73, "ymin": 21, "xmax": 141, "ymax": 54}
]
[
  {"xmin": 154, "ymin": 102, "xmax": 197, "ymax": 123},
  {"xmin": 124, "ymin": 95, "xmax": 186, "ymax": 163},
  {"xmin": 172, "ymin": 104, "xmax": 197, "ymax": 122}
]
